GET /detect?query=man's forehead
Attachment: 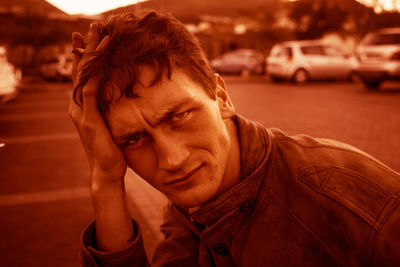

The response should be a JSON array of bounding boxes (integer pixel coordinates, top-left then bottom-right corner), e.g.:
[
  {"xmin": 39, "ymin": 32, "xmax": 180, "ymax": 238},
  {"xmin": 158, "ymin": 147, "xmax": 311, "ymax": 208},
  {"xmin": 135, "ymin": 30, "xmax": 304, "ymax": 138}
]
[
  {"xmin": 107, "ymin": 95, "xmax": 198, "ymax": 142},
  {"xmin": 105, "ymin": 69, "xmax": 204, "ymax": 135},
  {"xmin": 102, "ymin": 65, "xmax": 158, "ymax": 102},
  {"xmin": 137, "ymin": 65, "xmax": 162, "ymax": 88}
]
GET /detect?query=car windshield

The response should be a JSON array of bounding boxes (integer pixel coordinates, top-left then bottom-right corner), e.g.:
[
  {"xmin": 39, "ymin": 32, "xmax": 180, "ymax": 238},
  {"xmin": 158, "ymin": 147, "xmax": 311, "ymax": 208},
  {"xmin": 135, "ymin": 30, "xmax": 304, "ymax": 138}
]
[
  {"xmin": 43, "ymin": 58, "xmax": 59, "ymax": 64},
  {"xmin": 271, "ymin": 46, "xmax": 292, "ymax": 57},
  {"xmin": 300, "ymin": 45, "xmax": 324, "ymax": 55},
  {"xmin": 362, "ymin": 33, "xmax": 400, "ymax": 45},
  {"xmin": 322, "ymin": 46, "xmax": 345, "ymax": 57}
]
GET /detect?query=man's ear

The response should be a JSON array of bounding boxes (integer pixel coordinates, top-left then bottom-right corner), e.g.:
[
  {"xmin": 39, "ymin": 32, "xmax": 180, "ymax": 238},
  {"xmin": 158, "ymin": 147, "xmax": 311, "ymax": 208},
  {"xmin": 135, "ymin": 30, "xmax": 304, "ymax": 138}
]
[{"xmin": 214, "ymin": 73, "xmax": 235, "ymax": 119}]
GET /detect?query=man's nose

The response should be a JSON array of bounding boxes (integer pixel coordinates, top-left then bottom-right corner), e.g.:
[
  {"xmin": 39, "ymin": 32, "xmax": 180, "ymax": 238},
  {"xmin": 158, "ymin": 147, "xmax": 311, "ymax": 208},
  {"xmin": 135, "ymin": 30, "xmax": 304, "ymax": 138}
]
[{"xmin": 155, "ymin": 134, "xmax": 189, "ymax": 171}]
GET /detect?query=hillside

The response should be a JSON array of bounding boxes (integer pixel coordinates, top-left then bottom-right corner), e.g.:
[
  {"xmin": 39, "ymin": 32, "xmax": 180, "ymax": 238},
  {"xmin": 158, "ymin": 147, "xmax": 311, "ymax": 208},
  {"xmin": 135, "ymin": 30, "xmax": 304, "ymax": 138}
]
[
  {"xmin": 102, "ymin": 0, "xmax": 280, "ymax": 22},
  {"xmin": 0, "ymin": 0, "xmax": 69, "ymax": 18}
]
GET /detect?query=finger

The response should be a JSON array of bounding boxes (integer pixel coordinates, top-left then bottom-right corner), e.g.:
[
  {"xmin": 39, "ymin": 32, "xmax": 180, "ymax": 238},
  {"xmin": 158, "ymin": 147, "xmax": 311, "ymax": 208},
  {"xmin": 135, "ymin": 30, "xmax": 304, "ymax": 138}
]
[
  {"xmin": 81, "ymin": 75, "xmax": 100, "ymax": 114},
  {"xmin": 72, "ymin": 32, "xmax": 84, "ymax": 84},
  {"xmin": 72, "ymin": 31, "xmax": 84, "ymax": 49},
  {"xmin": 81, "ymin": 36, "xmax": 110, "ymax": 113},
  {"xmin": 85, "ymin": 22, "xmax": 101, "ymax": 53},
  {"xmin": 73, "ymin": 23, "xmax": 100, "ymax": 88},
  {"xmin": 96, "ymin": 35, "xmax": 110, "ymax": 52},
  {"xmin": 68, "ymin": 99, "xmax": 82, "ymax": 122}
]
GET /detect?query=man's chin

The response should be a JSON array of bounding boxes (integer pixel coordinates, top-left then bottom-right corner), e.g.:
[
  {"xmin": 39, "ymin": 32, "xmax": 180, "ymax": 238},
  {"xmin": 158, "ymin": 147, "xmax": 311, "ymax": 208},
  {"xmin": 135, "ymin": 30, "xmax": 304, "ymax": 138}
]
[{"xmin": 168, "ymin": 189, "xmax": 216, "ymax": 209}]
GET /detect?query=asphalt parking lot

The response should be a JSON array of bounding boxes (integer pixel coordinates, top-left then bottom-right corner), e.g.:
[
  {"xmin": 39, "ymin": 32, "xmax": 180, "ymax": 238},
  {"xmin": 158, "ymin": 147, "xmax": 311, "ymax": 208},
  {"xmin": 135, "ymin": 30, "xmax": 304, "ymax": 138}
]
[{"xmin": 0, "ymin": 77, "xmax": 399, "ymax": 266}]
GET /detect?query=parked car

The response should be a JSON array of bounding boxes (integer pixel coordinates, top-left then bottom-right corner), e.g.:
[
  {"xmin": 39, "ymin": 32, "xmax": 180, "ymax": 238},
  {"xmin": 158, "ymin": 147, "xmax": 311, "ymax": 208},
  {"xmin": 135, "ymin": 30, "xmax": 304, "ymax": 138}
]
[
  {"xmin": 210, "ymin": 49, "xmax": 266, "ymax": 75},
  {"xmin": 0, "ymin": 46, "xmax": 21, "ymax": 104},
  {"xmin": 356, "ymin": 27, "xmax": 400, "ymax": 89},
  {"xmin": 39, "ymin": 53, "xmax": 73, "ymax": 81},
  {"xmin": 266, "ymin": 40, "xmax": 357, "ymax": 84}
]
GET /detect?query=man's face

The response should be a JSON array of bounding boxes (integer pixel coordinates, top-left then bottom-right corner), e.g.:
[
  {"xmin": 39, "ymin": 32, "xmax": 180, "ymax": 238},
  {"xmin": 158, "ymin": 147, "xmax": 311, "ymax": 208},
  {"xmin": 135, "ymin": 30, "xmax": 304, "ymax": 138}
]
[{"xmin": 105, "ymin": 67, "xmax": 239, "ymax": 208}]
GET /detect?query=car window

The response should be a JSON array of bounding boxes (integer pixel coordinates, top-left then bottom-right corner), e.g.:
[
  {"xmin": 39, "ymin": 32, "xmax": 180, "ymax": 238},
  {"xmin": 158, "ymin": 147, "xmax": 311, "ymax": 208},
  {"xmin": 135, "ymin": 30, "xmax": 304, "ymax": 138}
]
[
  {"xmin": 223, "ymin": 54, "xmax": 244, "ymax": 63},
  {"xmin": 322, "ymin": 46, "xmax": 344, "ymax": 57},
  {"xmin": 273, "ymin": 47, "xmax": 292, "ymax": 57},
  {"xmin": 44, "ymin": 58, "xmax": 59, "ymax": 64},
  {"xmin": 300, "ymin": 45, "xmax": 324, "ymax": 55},
  {"xmin": 362, "ymin": 33, "xmax": 400, "ymax": 45},
  {"xmin": 282, "ymin": 47, "xmax": 293, "ymax": 57},
  {"xmin": 270, "ymin": 46, "xmax": 281, "ymax": 57}
]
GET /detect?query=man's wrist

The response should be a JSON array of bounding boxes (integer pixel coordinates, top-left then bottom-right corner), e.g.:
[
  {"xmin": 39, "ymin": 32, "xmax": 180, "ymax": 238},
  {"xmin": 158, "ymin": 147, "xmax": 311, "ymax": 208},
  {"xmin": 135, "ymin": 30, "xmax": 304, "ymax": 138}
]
[{"xmin": 91, "ymin": 170, "xmax": 126, "ymax": 194}]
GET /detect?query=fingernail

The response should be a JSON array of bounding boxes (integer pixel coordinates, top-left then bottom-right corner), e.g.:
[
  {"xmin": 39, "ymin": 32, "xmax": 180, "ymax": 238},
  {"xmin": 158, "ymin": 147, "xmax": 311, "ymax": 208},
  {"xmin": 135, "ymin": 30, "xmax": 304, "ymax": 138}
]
[
  {"xmin": 72, "ymin": 48, "xmax": 84, "ymax": 55},
  {"xmin": 90, "ymin": 22, "xmax": 98, "ymax": 32}
]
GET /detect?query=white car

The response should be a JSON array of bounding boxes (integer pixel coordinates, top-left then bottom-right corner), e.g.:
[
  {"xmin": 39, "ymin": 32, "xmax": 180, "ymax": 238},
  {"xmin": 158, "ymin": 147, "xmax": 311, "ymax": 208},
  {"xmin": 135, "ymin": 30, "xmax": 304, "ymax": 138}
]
[
  {"xmin": 0, "ymin": 47, "xmax": 21, "ymax": 104},
  {"xmin": 266, "ymin": 40, "xmax": 357, "ymax": 84},
  {"xmin": 39, "ymin": 53, "xmax": 73, "ymax": 81},
  {"xmin": 356, "ymin": 28, "xmax": 400, "ymax": 89}
]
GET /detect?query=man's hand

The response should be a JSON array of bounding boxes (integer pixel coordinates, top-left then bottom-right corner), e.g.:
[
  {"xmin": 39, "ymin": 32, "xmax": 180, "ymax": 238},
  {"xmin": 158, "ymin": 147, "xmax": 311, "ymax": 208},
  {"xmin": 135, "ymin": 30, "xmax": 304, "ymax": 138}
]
[
  {"xmin": 69, "ymin": 23, "xmax": 127, "ymax": 185},
  {"xmin": 69, "ymin": 23, "xmax": 134, "ymax": 251}
]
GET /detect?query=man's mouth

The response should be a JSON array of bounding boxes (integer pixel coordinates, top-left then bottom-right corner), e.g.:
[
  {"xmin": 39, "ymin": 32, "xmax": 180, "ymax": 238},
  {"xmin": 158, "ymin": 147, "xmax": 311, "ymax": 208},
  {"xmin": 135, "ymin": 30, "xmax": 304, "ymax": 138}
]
[{"xmin": 164, "ymin": 164, "xmax": 203, "ymax": 188}]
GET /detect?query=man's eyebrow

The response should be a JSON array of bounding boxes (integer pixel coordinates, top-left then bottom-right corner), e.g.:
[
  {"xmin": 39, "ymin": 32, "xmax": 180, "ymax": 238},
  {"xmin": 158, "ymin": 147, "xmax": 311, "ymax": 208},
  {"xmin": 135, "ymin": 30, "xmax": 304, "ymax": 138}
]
[
  {"xmin": 113, "ymin": 97, "xmax": 195, "ymax": 142},
  {"xmin": 150, "ymin": 97, "xmax": 194, "ymax": 127}
]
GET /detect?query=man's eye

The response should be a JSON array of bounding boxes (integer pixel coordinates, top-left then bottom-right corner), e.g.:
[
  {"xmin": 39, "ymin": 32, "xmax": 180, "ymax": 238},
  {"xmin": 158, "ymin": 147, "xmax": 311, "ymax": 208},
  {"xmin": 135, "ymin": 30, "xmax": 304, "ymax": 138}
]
[
  {"xmin": 171, "ymin": 111, "xmax": 189, "ymax": 122},
  {"xmin": 125, "ymin": 133, "xmax": 147, "ymax": 147}
]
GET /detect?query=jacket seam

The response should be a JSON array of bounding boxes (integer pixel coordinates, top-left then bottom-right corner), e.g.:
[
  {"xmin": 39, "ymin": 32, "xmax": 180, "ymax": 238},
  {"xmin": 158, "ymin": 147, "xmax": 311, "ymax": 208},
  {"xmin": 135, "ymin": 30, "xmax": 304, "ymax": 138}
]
[{"xmin": 274, "ymin": 136, "xmax": 399, "ymax": 175}]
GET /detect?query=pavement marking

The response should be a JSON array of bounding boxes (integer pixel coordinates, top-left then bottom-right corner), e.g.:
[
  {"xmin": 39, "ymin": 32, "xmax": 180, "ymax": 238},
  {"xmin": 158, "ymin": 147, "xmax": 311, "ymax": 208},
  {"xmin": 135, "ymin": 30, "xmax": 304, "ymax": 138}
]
[
  {"xmin": 0, "ymin": 187, "xmax": 90, "ymax": 206},
  {"xmin": 0, "ymin": 99, "xmax": 69, "ymax": 109},
  {"xmin": 0, "ymin": 133, "xmax": 78, "ymax": 144},
  {"xmin": 0, "ymin": 111, "xmax": 69, "ymax": 121}
]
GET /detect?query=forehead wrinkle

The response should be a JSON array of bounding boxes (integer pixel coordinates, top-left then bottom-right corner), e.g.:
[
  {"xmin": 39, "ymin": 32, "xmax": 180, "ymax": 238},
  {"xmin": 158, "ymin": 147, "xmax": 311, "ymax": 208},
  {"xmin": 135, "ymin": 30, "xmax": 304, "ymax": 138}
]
[
  {"xmin": 108, "ymin": 98, "xmax": 144, "ymax": 141},
  {"xmin": 142, "ymin": 97, "xmax": 194, "ymax": 128}
]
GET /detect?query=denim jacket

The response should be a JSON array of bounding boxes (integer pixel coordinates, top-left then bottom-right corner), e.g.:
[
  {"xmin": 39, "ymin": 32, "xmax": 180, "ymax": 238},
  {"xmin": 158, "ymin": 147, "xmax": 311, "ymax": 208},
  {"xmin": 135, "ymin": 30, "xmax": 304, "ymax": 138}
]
[{"xmin": 81, "ymin": 114, "xmax": 400, "ymax": 266}]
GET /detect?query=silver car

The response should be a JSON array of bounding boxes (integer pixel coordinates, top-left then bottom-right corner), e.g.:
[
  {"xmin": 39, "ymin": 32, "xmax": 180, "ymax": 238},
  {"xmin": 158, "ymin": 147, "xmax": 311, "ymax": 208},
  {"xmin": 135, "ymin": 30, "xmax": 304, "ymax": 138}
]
[
  {"xmin": 39, "ymin": 53, "xmax": 73, "ymax": 81},
  {"xmin": 0, "ymin": 47, "xmax": 21, "ymax": 104},
  {"xmin": 266, "ymin": 40, "xmax": 357, "ymax": 84},
  {"xmin": 356, "ymin": 28, "xmax": 400, "ymax": 89},
  {"xmin": 210, "ymin": 49, "xmax": 266, "ymax": 76}
]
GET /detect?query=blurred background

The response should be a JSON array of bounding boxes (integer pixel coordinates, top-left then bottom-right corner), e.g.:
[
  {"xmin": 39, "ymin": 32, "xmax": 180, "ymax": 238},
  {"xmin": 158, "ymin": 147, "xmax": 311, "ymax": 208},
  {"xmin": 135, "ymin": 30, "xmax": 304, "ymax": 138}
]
[{"xmin": 1, "ymin": 0, "xmax": 400, "ymax": 266}]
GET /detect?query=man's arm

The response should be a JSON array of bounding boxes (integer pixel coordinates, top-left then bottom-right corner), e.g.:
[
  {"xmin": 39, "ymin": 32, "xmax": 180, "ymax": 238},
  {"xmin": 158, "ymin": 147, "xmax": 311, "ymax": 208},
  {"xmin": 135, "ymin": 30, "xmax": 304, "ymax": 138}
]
[{"xmin": 69, "ymin": 23, "xmax": 134, "ymax": 252}]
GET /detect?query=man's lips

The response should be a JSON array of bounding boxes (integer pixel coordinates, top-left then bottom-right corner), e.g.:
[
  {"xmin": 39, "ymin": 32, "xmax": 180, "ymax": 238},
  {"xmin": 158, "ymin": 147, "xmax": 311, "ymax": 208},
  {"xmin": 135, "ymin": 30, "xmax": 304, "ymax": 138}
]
[{"xmin": 164, "ymin": 164, "xmax": 203, "ymax": 187}]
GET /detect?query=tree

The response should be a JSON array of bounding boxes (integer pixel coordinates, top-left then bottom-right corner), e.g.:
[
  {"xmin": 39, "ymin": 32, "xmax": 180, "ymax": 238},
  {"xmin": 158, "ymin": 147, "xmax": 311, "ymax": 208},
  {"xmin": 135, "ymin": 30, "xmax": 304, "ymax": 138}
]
[
  {"xmin": 288, "ymin": 0, "xmax": 350, "ymax": 39},
  {"xmin": 287, "ymin": 0, "xmax": 400, "ymax": 40},
  {"xmin": 5, "ymin": 12, "xmax": 71, "ymax": 70}
]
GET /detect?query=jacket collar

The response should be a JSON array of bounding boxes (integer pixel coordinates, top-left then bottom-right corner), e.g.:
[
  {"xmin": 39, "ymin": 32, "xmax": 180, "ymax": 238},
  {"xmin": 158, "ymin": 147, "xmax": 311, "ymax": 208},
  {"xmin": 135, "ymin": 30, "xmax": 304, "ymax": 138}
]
[{"xmin": 187, "ymin": 114, "xmax": 272, "ymax": 226}]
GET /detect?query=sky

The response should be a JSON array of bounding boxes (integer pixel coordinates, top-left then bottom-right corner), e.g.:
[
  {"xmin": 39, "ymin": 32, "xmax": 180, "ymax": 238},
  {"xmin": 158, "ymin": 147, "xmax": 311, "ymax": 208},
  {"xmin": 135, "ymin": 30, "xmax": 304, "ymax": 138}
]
[
  {"xmin": 46, "ymin": 0, "xmax": 146, "ymax": 15},
  {"xmin": 47, "ymin": 0, "xmax": 399, "ymax": 15},
  {"xmin": 357, "ymin": 0, "xmax": 400, "ymax": 12}
]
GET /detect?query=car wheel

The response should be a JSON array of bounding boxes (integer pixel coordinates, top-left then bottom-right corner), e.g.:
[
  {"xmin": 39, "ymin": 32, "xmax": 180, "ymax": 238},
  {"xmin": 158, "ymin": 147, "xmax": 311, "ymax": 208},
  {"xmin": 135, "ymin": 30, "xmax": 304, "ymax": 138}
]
[
  {"xmin": 255, "ymin": 64, "xmax": 264, "ymax": 75},
  {"xmin": 347, "ymin": 71, "xmax": 359, "ymax": 83},
  {"xmin": 270, "ymin": 75, "xmax": 283, "ymax": 83},
  {"xmin": 56, "ymin": 73, "xmax": 63, "ymax": 82},
  {"xmin": 241, "ymin": 69, "xmax": 250, "ymax": 77},
  {"xmin": 362, "ymin": 78, "xmax": 382, "ymax": 90},
  {"xmin": 292, "ymin": 69, "xmax": 309, "ymax": 84}
]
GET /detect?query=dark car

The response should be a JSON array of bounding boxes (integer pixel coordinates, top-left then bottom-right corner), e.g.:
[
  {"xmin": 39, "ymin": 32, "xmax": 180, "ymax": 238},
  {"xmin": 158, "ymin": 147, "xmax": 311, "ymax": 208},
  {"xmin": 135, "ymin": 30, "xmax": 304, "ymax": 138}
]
[{"xmin": 210, "ymin": 49, "xmax": 266, "ymax": 76}]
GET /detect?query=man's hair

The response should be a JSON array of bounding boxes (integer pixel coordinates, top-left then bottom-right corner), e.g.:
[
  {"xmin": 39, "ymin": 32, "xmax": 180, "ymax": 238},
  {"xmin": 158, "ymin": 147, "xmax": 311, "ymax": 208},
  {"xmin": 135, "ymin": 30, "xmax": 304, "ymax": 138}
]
[{"xmin": 73, "ymin": 11, "xmax": 217, "ymax": 113}]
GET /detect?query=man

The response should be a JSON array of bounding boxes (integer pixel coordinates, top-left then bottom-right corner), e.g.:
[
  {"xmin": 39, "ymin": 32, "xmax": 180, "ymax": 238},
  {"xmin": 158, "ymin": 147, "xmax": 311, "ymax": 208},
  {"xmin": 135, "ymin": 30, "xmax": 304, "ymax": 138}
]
[{"xmin": 70, "ymin": 11, "xmax": 400, "ymax": 266}]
